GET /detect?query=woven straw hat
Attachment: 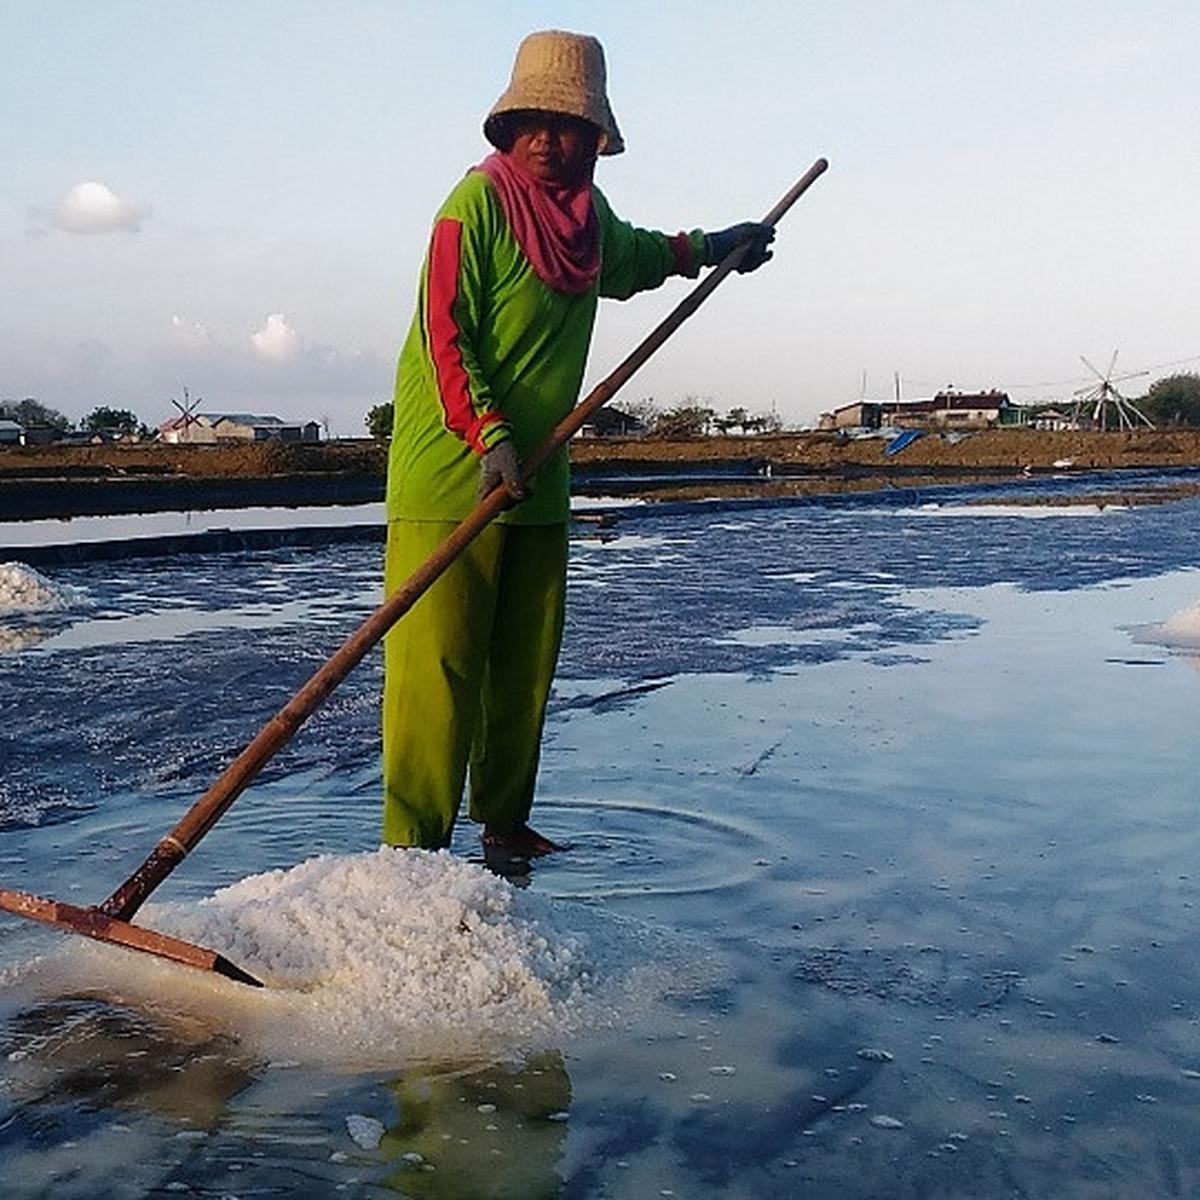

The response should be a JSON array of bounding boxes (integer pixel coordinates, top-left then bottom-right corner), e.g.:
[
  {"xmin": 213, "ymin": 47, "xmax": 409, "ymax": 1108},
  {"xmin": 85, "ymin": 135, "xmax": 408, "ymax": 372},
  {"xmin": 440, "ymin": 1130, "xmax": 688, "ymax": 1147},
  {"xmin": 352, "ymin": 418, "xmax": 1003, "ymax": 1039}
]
[{"xmin": 484, "ymin": 30, "xmax": 624, "ymax": 156}]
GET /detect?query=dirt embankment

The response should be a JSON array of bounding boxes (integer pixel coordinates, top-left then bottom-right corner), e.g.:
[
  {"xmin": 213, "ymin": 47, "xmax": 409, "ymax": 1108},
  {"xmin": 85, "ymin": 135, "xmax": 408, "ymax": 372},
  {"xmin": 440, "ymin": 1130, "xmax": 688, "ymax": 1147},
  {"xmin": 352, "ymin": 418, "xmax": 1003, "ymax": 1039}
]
[
  {"xmin": 0, "ymin": 440, "xmax": 390, "ymax": 520},
  {"xmin": 571, "ymin": 428, "xmax": 1200, "ymax": 473},
  {"xmin": 4, "ymin": 430, "xmax": 1200, "ymax": 520},
  {"xmin": 0, "ymin": 439, "xmax": 388, "ymax": 481},
  {"xmin": 8, "ymin": 429, "xmax": 1200, "ymax": 484}
]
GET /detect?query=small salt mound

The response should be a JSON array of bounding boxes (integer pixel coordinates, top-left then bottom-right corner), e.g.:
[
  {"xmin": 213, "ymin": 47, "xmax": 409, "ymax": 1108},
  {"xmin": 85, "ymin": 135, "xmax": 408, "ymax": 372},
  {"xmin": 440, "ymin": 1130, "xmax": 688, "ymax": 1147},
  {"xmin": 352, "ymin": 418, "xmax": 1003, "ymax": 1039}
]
[
  {"xmin": 0, "ymin": 562, "xmax": 83, "ymax": 614},
  {"xmin": 345, "ymin": 1113, "xmax": 386, "ymax": 1150},
  {"xmin": 1133, "ymin": 599, "xmax": 1200, "ymax": 651},
  {"xmin": 133, "ymin": 847, "xmax": 666, "ymax": 1065}
]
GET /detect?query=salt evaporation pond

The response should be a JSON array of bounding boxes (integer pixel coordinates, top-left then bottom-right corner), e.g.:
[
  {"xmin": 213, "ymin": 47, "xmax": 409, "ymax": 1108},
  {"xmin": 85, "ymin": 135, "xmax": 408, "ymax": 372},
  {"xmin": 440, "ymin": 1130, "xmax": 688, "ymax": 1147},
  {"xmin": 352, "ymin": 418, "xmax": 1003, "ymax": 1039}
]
[{"xmin": 2, "ymin": 473, "xmax": 1200, "ymax": 1197}]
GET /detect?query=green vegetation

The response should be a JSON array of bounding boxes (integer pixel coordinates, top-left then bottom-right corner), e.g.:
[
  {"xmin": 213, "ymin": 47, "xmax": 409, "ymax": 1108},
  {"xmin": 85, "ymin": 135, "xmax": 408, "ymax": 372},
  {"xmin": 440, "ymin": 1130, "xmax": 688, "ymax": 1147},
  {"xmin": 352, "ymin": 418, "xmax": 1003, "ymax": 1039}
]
[
  {"xmin": 643, "ymin": 399, "xmax": 782, "ymax": 439},
  {"xmin": 0, "ymin": 398, "xmax": 72, "ymax": 431},
  {"xmin": 82, "ymin": 406, "xmax": 146, "ymax": 437},
  {"xmin": 366, "ymin": 401, "xmax": 394, "ymax": 440},
  {"xmin": 649, "ymin": 401, "xmax": 717, "ymax": 439},
  {"xmin": 1138, "ymin": 373, "xmax": 1200, "ymax": 428}
]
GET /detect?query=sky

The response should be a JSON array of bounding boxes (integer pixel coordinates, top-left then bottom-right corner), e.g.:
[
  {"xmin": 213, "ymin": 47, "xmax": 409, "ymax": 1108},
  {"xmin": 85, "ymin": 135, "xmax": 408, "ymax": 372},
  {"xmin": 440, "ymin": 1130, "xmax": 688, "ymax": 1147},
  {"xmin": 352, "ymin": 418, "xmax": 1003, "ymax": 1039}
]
[{"xmin": 3, "ymin": 1, "xmax": 1199, "ymax": 435}]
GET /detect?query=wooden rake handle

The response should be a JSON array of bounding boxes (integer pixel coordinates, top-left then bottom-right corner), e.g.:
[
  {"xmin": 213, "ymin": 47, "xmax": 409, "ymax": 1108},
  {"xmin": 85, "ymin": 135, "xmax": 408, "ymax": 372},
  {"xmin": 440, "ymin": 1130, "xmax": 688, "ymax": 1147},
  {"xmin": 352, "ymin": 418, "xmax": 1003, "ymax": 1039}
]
[{"xmin": 100, "ymin": 157, "xmax": 829, "ymax": 921}]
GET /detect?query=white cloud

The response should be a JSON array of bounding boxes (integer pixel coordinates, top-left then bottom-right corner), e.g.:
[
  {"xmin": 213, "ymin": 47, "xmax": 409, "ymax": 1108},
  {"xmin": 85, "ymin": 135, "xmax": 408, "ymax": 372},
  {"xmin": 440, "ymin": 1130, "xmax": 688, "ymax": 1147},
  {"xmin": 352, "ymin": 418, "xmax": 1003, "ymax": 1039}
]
[
  {"xmin": 51, "ymin": 181, "xmax": 151, "ymax": 235},
  {"xmin": 171, "ymin": 314, "xmax": 215, "ymax": 352},
  {"xmin": 1, "ymin": 312, "xmax": 393, "ymax": 437},
  {"xmin": 251, "ymin": 313, "xmax": 302, "ymax": 362}
]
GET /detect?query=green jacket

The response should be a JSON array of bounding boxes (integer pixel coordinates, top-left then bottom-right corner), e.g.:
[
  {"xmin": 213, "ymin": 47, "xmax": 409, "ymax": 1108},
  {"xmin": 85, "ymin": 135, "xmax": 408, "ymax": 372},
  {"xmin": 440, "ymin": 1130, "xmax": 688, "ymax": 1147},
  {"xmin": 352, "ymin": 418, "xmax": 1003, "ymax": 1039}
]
[{"xmin": 387, "ymin": 168, "xmax": 704, "ymax": 525}]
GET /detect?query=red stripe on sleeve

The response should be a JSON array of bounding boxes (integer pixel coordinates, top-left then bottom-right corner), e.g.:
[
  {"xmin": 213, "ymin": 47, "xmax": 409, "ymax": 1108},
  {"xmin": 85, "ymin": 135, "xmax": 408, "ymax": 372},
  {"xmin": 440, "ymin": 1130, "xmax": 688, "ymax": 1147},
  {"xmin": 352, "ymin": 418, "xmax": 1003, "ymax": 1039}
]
[
  {"xmin": 668, "ymin": 232, "xmax": 693, "ymax": 276},
  {"xmin": 466, "ymin": 410, "xmax": 507, "ymax": 454},
  {"xmin": 426, "ymin": 218, "xmax": 477, "ymax": 438}
]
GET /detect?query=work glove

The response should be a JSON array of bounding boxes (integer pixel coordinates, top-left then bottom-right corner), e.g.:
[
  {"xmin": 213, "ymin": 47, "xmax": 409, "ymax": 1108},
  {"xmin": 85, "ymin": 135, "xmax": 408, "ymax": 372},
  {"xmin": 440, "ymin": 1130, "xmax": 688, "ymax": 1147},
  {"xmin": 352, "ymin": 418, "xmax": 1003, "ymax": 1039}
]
[
  {"xmin": 477, "ymin": 439, "xmax": 526, "ymax": 503},
  {"xmin": 703, "ymin": 222, "xmax": 775, "ymax": 272}
]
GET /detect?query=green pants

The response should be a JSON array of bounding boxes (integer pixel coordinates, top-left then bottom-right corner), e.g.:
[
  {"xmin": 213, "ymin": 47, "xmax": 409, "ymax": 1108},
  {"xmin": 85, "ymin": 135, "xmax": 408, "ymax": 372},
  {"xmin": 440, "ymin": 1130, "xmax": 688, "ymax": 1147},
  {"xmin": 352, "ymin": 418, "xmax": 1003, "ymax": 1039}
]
[{"xmin": 382, "ymin": 519, "xmax": 568, "ymax": 848}]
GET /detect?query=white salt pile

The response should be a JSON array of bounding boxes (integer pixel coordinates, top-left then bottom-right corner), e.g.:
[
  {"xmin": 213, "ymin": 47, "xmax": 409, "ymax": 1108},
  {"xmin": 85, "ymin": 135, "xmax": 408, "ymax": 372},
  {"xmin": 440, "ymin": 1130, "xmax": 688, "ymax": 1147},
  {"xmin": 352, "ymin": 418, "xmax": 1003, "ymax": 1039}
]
[
  {"xmin": 31, "ymin": 847, "xmax": 689, "ymax": 1067},
  {"xmin": 1132, "ymin": 598, "xmax": 1200, "ymax": 651},
  {"xmin": 0, "ymin": 562, "xmax": 83, "ymax": 614}
]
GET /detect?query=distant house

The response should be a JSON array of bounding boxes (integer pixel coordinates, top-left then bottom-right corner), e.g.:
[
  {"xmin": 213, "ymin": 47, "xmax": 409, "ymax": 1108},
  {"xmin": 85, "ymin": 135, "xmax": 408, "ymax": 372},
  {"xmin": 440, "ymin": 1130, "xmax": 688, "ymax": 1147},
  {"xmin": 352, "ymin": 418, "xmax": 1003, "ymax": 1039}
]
[
  {"xmin": 157, "ymin": 412, "xmax": 322, "ymax": 444},
  {"xmin": 1029, "ymin": 407, "xmax": 1073, "ymax": 431},
  {"xmin": 819, "ymin": 401, "xmax": 881, "ymax": 432},
  {"xmin": 0, "ymin": 419, "xmax": 21, "ymax": 445},
  {"xmin": 820, "ymin": 390, "xmax": 1016, "ymax": 432},
  {"xmin": 19, "ymin": 425, "xmax": 64, "ymax": 446},
  {"xmin": 577, "ymin": 407, "xmax": 647, "ymax": 438}
]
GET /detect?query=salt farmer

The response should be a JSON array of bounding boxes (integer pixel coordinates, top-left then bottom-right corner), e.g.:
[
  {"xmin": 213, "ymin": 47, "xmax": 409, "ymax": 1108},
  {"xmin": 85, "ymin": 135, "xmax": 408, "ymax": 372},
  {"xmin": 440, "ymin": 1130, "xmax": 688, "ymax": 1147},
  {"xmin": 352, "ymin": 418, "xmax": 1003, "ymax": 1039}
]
[{"xmin": 383, "ymin": 29, "xmax": 773, "ymax": 856}]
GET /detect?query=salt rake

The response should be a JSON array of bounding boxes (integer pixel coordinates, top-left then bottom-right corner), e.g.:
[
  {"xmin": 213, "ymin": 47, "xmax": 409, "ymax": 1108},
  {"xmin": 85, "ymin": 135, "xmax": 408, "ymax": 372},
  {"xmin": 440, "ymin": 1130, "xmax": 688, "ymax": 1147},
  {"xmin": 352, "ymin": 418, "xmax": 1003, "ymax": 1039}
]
[{"xmin": 0, "ymin": 159, "xmax": 829, "ymax": 988}]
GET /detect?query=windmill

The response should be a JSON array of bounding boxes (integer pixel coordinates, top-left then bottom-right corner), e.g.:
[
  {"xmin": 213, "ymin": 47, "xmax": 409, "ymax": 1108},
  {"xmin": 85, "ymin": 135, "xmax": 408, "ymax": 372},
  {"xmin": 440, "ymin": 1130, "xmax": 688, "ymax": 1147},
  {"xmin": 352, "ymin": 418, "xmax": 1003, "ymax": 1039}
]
[
  {"xmin": 1071, "ymin": 352, "xmax": 1153, "ymax": 431},
  {"xmin": 170, "ymin": 387, "xmax": 203, "ymax": 443}
]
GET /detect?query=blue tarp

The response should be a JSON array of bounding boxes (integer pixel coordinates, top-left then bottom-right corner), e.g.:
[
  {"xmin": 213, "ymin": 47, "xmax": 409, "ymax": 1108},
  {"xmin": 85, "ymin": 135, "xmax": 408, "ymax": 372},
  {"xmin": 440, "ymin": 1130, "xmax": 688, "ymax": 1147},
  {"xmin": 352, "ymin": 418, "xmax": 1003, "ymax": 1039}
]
[{"xmin": 884, "ymin": 429, "xmax": 925, "ymax": 456}]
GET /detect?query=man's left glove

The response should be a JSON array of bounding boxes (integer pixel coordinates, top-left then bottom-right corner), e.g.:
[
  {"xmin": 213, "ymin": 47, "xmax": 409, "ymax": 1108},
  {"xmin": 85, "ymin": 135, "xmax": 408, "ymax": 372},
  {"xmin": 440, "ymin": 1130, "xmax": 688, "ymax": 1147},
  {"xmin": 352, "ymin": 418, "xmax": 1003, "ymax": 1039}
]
[
  {"xmin": 703, "ymin": 222, "xmax": 775, "ymax": 272},
  {"xmin": 477, "ymin": 440, "xmax": 526, "ymax": 503}
]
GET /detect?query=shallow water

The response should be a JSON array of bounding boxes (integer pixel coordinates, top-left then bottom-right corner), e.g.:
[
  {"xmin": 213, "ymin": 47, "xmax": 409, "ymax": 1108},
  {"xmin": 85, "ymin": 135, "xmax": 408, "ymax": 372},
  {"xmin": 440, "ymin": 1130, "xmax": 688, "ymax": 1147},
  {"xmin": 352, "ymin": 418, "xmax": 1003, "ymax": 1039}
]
[{"xmin": 3, "ymin": 478, "xmax": 1200, "ymax": 1197}]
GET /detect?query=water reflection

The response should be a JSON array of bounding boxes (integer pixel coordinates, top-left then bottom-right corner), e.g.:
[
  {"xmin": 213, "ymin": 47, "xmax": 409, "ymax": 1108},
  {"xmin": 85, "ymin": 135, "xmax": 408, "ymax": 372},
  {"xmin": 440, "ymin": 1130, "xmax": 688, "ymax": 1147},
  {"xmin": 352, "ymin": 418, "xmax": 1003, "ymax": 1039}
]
[
  {"xmin": 0, "ymin": 993, "xmax": 578, "ymax": 1199},
  {"xmin": 379, "ymin": 1053, "xmax": 570, "ymax": 1198},
  {"xmin": 0, "ymin": 621, "xmax": 51, "ymax": 653},
  {"xmin": 3, "ymin": 996, "xmax": 253, "ymax": 1123}
]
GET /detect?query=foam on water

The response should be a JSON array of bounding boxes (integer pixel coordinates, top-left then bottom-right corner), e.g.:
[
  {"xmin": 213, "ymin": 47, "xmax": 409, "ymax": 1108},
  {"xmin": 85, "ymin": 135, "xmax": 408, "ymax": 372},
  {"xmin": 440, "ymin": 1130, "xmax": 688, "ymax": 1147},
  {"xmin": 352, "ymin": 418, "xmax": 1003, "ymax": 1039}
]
[
  {"xmin": 5, "ymin": 848, "xmax": 692, "ymax": 1068},
  {"xmin": 0, "ymin": 562, "xmax": 85, "ymax": 614},
  {"xmin": 903, "ymin": 502, "xmax": 1126, "ymax": 519},
  {"xmin": 573, "ymin": 533, "xmax": 690, "ymax": 552}
]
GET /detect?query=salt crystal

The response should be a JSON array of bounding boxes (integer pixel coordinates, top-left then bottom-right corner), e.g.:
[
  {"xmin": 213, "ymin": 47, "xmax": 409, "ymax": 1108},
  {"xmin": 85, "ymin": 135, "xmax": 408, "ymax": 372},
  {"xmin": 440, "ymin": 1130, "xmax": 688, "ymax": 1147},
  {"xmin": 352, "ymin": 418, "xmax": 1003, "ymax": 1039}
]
[
  {"xmin": 345, "ymin": 1114, "xmax": 385, "ymax": 1150},
  {"xmin": 870, "ymin": 1115, "xmax": 904, "ymax": 1129},
  {"xmin": 856, "ymin": 1048, "xmax": 894, "ymax": 1063},
  {"xmin": 0, "ymin": 562, "xmax": 83, "ymax": 614}
]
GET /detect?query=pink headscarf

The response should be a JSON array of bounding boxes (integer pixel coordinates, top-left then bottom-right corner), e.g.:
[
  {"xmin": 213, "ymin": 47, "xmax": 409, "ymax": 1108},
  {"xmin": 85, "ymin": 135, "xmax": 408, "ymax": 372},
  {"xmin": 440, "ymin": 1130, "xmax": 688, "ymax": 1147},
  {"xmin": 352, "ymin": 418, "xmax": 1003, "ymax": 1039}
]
[{"xmin": 477, "ymin": 151, "xmax": 600, "ymax": 296}]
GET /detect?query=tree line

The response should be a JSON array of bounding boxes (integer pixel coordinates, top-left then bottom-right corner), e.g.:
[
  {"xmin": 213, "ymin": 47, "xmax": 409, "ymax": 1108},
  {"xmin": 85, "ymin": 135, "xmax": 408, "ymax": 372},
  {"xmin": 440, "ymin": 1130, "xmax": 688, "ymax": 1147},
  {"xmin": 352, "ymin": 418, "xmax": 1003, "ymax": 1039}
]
[
  {"xmin": 11, "ymin": 371, "xmax": 1200, "ymax": 446},
  {"xmin": 1138, "ymin": 373, "xmax": 1200, "ymax": 427},
  {"xmin": 0, "ymin": 398, "xmax": 150, "ymax": 438},
  {"xmin": 370, "ymin": 374, "xmax": 1200, "ymax": 439},
  {"xmin": 364, "ymin": 397, "xmax": 783, "ymax": 441}
]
